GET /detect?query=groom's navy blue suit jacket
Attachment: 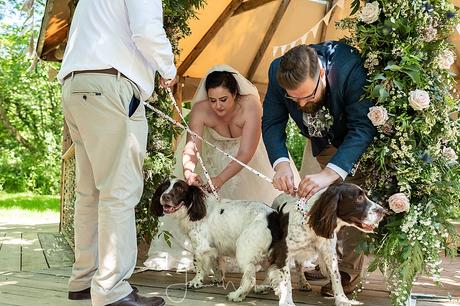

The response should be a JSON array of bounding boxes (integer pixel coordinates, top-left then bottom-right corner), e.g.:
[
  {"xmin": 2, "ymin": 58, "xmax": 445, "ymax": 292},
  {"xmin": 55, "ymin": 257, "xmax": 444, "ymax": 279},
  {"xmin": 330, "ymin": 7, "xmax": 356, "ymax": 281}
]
[{"xmin": 262, "ymin": 41, "xmax": 376, "ymax": 174}]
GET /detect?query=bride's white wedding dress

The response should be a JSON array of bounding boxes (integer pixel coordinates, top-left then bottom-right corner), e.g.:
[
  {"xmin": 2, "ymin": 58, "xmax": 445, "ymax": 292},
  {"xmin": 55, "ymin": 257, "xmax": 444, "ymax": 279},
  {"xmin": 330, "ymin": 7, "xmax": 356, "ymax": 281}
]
[{"xmin": 144, "ymin": 127, "xmax": 300, "ymax": 271}]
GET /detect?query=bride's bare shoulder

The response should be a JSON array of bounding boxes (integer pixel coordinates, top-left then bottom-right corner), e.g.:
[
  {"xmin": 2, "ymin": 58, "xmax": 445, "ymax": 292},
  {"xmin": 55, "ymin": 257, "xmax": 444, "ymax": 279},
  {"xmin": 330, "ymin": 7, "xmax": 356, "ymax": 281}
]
[{"xmin": 239, "ymin": 94, "xmax": 262, "ymax": 112}]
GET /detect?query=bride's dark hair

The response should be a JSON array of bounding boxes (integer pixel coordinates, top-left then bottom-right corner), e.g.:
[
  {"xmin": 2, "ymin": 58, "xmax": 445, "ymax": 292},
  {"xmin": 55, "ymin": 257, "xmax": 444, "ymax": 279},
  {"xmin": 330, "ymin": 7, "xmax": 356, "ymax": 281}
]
[{"xmin": 205, "ymin": 71, "xmax": 239, "ymax": 96}]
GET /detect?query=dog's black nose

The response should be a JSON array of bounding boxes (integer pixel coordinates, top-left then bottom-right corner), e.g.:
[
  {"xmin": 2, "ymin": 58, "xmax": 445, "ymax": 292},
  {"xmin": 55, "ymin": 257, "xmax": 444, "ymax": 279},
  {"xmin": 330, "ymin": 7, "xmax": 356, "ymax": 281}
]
[{"xmin": 161, "ymin": 193, "xmax": 172, "ymax": 202}]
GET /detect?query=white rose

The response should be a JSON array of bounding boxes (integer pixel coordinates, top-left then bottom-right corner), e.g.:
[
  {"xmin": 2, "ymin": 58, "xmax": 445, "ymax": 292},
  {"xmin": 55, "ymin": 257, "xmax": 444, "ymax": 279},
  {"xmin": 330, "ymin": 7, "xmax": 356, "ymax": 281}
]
[
  {"xmin": 367, "ymin": 106, "xmax": 389, "ymax": 126},
  {"xmin": 388, "ymin": 193, "xmax": 410, "ymax": 213},
  {"xmin": 408, "ymin": 89, "xmax": 430, "ymax": 111},
  {"xmin": 442, "ymin": 147, "xmax": 458, "ymax": 161},
  {"xmin": 438, "ymin": 49, "xmax": 455, "ymax": 70},
  {"xmin": 360, "ymin": 2, "xmax": 381, "ymax": 24}
]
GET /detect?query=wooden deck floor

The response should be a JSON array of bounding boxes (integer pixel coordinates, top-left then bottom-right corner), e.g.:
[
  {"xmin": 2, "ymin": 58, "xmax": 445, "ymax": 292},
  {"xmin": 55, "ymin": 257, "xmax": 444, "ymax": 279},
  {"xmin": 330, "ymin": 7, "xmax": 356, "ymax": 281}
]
[{"xmin": 0, "ymin": 222, "xmax": 459, "ymax": 306}]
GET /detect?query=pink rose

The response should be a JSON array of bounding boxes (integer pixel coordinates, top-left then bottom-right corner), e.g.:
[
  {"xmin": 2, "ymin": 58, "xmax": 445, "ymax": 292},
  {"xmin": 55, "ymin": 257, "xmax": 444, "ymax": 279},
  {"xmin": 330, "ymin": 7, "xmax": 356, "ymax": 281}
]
[
  {"xmin": 388, "ymin": 193, "xmax": 410, "ymax": 213},
  {"xmin": 442, "ymin": 147, "xmax": 458, "ymax": 162},
  {"xmin": 367, "ymin": 106, "xmax": 389, "ymax": 126},
  {"xmin": 409, "ymin": 89, "xmax": 430, "ymax": 111},
  {"xmin": 438, "ymin": 49, "xmax": 455, "ymax": 70}
]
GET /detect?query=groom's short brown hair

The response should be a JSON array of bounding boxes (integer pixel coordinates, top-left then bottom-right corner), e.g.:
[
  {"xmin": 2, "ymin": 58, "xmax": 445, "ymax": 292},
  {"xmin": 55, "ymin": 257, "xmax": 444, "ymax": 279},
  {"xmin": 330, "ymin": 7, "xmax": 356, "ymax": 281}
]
[{"xmin": 277, "ymin": 45, "xmax": 319, "ymax": 90}]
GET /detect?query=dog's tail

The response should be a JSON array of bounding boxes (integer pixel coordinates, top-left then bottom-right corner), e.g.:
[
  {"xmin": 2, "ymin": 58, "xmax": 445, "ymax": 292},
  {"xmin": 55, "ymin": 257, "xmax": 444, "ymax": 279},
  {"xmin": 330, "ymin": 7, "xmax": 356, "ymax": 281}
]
[{"xmin": 267, "ymin": 203, "xmax": 289, "ymax": 269}]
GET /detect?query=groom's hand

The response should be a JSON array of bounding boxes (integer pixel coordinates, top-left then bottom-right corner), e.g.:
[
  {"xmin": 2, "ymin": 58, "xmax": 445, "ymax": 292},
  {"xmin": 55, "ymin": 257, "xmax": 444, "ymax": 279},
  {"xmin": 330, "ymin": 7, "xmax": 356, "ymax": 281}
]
[
  {"xmin": 273, "ymin": 162, "xmax": 296, "ymax": 196},
  {"xmin": 297, "ymin": 168, "xmax": 340, "ymax": 199}
]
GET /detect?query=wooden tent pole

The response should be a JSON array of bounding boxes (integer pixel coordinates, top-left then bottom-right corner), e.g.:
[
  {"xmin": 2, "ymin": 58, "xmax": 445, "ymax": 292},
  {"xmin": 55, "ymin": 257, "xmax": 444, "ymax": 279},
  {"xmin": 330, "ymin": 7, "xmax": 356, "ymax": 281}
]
[
  {"xmin": 233, "ymin": 0, "xmax": 277, "ymax": 16},
  {"xmin": 247, "ymin": 0, "xmax": 291, "ymax": 81},
  {"xmin": 177, "ymin": 0, "xmax": 243, "ymax": 76}
]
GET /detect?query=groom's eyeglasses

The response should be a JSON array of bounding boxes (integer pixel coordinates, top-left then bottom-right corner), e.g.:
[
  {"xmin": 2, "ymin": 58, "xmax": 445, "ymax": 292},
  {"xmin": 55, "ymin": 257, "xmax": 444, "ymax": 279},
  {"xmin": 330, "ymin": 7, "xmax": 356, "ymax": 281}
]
[{"xmin": 284, "ymin": 73, "xmax": 321, "ymax": 103}]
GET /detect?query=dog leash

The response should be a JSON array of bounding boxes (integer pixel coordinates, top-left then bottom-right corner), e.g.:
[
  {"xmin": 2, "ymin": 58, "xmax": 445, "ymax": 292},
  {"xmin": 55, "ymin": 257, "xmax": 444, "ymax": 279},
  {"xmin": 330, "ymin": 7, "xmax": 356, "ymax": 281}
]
[
  {"xmin": 144, "ymin": 99, "xmax": 274, "ymax": 184},
  {"xmin": 166, "ymin": 89, "xmax": 220, "ymax": 200},
  {"xmin": 145, "ymin": 92, "xmax": 308, "ymax": 213}
]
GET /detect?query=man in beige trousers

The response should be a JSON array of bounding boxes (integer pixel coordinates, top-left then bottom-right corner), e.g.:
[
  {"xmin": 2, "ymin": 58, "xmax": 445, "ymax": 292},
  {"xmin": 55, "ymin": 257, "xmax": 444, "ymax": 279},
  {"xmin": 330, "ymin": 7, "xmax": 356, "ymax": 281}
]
[{"xmin": 57, "ymin": 0, "xmax": 176, "ymax": 305}]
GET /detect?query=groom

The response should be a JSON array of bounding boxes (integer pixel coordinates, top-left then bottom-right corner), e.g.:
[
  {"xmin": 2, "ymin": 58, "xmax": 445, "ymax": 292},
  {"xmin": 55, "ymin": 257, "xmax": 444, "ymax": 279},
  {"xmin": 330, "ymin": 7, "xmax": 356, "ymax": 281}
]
[{"xmin": 262, "ymin": 41, "xmax": 376, "ymax": 296}]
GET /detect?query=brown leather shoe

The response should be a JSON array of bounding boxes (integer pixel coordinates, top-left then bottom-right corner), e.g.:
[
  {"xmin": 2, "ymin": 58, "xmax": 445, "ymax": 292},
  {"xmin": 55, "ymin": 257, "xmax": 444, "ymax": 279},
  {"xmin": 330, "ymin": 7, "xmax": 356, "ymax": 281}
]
[
  {"xmin": 68, "ymin": 286, "xmax": 138, "ymax": 300},
  {"xmin": 105, "ymin": 291, "xmax": 165, "ymax": 306},
  {"xmin": 303, "ymin": 265, "xmax": 327, "ymax": 280},
  {"xmin": 68, "ymin": 287, "xmax": 91, "ymax": 300},
  {"xmin": 320, "ymin": 272, "xmax": 361, "ymax": 297}
]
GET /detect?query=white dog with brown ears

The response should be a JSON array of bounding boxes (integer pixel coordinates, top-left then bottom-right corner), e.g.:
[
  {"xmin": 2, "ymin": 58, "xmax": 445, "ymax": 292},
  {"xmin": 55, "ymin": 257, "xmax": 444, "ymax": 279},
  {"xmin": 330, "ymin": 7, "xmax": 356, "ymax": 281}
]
[{"xmin": 150, "ymin": 178, "xmax": 281, "ymax": 302}]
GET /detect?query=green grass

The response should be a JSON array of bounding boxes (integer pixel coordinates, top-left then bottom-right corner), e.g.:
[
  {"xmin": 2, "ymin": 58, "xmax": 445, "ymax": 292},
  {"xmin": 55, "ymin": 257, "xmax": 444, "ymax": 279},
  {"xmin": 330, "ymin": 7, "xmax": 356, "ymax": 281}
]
[
  {"xmin": 0, "ymin": 192, "xmax": 60, "ymax": 224},
  {"xmin": 0, "ymin": 192, "xmax": 60, "ymax": 212}
]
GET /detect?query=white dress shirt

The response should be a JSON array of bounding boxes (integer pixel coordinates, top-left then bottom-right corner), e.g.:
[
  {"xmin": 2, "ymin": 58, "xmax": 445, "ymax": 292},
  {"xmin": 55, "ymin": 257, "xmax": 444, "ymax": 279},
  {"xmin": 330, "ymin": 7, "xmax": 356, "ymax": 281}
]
[{"xmin": 57, "ymin": 0, "xmax": 176, "ymax": 101}]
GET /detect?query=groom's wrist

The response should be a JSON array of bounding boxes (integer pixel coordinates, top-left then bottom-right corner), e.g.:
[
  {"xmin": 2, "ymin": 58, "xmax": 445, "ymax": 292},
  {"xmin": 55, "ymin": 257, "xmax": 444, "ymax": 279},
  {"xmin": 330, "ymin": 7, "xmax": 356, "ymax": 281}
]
[{"xmin": 273, "ymin": 157, "xmax": 290, "ymax": 171}]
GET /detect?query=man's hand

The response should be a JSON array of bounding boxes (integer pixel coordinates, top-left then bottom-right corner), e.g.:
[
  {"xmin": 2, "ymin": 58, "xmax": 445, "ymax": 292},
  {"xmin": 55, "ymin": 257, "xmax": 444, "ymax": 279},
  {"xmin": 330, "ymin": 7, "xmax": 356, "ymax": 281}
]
[
  {"xmin": 273, "ymin": 161, "xmax": 296, "ymax": 196},
  {"xmin": 297, "ymin": 167, "xmax": 341, "ymax": 199},
  {"xmin": 203, "ymin": 176, "xmax": 224, "ymax": 193},
  {"xmin": 160, "ymin": 76, "xmax": 177, "ymax": 88},
  {"xmin": 185, "ymin": 171, "xmax": 203, "ymax": 187}
]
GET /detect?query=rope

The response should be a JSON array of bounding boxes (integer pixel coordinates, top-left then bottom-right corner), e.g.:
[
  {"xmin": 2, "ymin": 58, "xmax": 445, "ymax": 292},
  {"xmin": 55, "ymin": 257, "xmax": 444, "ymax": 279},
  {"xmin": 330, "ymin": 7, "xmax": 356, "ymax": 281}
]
[
  {"xmin": 166, "ymin": 88, "xmax": 220, "ymax": 200},
  {"xmin": 144, "ymin": 95, "xmax": 308, "ymax": 215},
  {"xmin": 144, "ymin": 101, "xmax": 274, "ymax": 184}
]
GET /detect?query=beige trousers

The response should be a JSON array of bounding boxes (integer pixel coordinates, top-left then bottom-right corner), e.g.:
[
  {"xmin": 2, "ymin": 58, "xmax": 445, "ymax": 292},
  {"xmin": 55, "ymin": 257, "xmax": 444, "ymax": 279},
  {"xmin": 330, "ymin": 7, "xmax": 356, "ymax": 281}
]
[
  {"xmin": 62, "ymin": 73, "xmax": 148, "ymax": 305},
  {"xmin": 300, "ymin": 141, "xmax": 364, "ymax": 277}
]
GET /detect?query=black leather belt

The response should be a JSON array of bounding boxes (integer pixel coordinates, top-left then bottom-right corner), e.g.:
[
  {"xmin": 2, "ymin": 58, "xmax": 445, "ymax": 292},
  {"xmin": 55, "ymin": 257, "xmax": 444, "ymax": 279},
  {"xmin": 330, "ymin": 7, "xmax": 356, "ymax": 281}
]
[{"xmin": 63, "ymin": 68, "xmax": 126, "ymax": 81}]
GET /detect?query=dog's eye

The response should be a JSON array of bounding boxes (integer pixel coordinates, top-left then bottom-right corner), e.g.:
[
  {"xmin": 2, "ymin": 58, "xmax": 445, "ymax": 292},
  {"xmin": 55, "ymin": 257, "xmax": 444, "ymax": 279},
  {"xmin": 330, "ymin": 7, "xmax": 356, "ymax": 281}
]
[
  {"xmin": 176, "ymin": 186, "xmax": 183, "ymax": 192},
  {"xmin": 357, "ymin": 195, "xmax": 365, "ymax": 202}
]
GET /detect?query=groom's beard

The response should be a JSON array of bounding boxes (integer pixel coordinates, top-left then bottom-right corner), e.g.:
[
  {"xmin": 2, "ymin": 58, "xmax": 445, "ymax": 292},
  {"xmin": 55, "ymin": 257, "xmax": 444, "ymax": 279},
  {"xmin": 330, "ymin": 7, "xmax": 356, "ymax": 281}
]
[{"xmin": 299, "ymin": 98, "xmax": 325, "ymax": 113}]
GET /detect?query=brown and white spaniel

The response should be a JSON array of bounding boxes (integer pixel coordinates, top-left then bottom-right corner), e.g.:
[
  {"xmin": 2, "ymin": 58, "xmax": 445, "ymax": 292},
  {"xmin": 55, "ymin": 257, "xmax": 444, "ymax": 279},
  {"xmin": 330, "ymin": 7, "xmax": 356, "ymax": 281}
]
[
  {"xmin": 150, "ymin": 178, "xmax": 281, "ymax": 302},
  {"xmin": 268, "ymin": 182, "xmax": 386, "ymax": 306}
]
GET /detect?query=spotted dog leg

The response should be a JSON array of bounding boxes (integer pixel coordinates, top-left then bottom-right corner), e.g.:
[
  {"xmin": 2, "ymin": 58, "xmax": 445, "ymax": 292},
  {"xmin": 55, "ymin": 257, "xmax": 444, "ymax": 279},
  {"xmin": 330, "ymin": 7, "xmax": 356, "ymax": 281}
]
[
  {"xmin": 295, "ymin": 261, "xmax": 311, "ymax": 291},
  {"xmin": 227, "ymin": 263, "xmax": 256, "ymax": 302},
  {"xmin": 210, "ymin": 256, "xmax": 225, "ymax": 284},
  {"xmin": 253, "ymin": 273, "xmax": 271, "ymax": 295},
  {"xmin": 320, "ymin": 241, "xmax": 352, "ymax": 306},
  {"xmin": 268, "ymin": 265, "xmax": 296, "ymax": 306},
  {"xmin": 187, "ymin": 253, "xmax": 206, "ymax": 288}
]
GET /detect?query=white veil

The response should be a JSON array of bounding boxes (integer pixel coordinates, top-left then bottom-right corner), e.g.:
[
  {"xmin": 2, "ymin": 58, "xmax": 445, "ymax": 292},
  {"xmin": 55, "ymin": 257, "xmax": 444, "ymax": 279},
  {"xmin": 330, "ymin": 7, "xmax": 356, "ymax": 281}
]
[{"xmin": 191, "ymin": 64, "xmax": 260, "ymax": 104}]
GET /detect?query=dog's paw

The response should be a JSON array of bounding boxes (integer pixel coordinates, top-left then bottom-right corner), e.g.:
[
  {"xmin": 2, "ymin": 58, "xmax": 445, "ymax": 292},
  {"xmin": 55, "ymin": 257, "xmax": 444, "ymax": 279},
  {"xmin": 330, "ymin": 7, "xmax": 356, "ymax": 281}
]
[
  {"xmin": 186, "ymin": 278, "xmax": 204, "ymax": 288},
  {"xmin": 227, "ymin": 291, "xmax": 245, "ymax": 302},
  {"xmin": 210, "ymin": 277, "xmax": 223, "ymax": 285},
  {"xmin": 253, "ymin": 285, "xmax": 271, "ymax": 295},
  {"xmin": 279, "ymin": 302, "xmax": 296, "ymax": 306},
  {"xmin": 298, "ymin": 281, "xmax": 312, "ymax": 292},
  {"xmin": 335, "ymin": 297, "xmax": 352, "ymax": 306}
]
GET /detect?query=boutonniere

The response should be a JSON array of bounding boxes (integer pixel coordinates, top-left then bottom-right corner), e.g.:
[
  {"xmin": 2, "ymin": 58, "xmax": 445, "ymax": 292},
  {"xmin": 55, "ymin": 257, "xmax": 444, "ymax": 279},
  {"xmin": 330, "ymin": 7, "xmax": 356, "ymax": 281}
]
[{"xmin": 302, "ymin": 106, "xmax": 334, "ymax": 138}]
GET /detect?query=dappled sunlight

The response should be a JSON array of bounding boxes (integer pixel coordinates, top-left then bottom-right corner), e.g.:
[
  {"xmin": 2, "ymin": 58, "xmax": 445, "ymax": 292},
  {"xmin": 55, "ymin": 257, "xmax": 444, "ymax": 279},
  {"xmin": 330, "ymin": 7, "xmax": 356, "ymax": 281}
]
[{"xmin": 0, "ymin": 280, "xmax": 18, "ymax": 287}]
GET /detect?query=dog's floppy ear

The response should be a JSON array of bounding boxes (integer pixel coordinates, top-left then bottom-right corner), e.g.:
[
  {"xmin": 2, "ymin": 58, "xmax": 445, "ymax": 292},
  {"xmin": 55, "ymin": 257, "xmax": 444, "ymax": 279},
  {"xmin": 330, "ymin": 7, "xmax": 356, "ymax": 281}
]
[
  {"xmin": 150, "ymin": 180, "xmax": 170, "ymax": 217},
  {"xmin": 308, "ymin": 185, "xmax": 340, "ymax": 239},
  {"xmin": 186, "ymin": 185, "xmax": 206, "ymax": 221}
]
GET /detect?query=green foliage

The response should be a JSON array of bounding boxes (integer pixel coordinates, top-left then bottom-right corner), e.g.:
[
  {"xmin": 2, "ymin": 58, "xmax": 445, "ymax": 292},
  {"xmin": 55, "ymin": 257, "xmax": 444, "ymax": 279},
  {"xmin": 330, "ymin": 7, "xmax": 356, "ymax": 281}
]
[
  {"xmin": 0, "ymin": 191, "xmax": 59, "ymax": 211},
  {"xmin": 286, "ymin": 119, "xmax": 306, "ymax": 170},
  {"xmin": 134, "ymin": 0, "xmax": 206, "ymax": 244},
  {"xmin": 0, "ymin": 18, "xmax": 62, "ymax": 194},
  {"xmin": 339, "ymin": 1, "xmax": 460, "ymax": 304}
]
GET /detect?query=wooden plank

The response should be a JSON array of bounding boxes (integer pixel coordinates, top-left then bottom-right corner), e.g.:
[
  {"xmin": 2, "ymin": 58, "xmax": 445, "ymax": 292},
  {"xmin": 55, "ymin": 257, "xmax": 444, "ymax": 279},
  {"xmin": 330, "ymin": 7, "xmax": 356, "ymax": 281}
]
[
  {"xmin": 37, "ymin": 233, "xmax": 74, "ymax": 269},
  {"xmin": 247, "ymin": 0, "xmax": 291, "ymax": 81},
  {"xmin": 0, "ymin": 269, "xmax": 457, "ymax": 306},
  {"xmin": 20, "ymin": 232, "xmax": 48, "ymax": 271},
  {"xmin": 129, "ymin": 270, "xmax": 393, "ymax": 305},
  {"xmin": 177, "ymin": 0, "xmax": 243, "ymax": 76},
  {"xmin": 0, "ymin": 232, "xmax": 21, "ymax": 272},
  {"xmin": 0, "ymin": 232, "xmax": 5, "ymax": 250},
  {"xmin": 233, "ymin": 0, "xmax": 277, "ymax": 16}
]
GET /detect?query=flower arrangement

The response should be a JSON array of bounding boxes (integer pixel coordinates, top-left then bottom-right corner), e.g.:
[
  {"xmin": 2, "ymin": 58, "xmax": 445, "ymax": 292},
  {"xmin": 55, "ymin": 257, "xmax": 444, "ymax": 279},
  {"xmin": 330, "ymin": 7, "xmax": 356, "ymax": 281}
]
[{"xmin": 339, "ymin": 0, "xmax": 460, "ymax": 304}]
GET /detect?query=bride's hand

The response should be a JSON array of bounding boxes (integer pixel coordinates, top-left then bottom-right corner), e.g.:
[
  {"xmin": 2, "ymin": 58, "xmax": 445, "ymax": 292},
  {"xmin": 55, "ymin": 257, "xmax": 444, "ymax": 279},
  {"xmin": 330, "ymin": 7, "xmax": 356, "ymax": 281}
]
[
  {"xmin": 185, "ymin": 172, "xmax": 203, "ymax": 187},
  {"xmin": 203, "ymin": 176, "xmax": 224, "ymax": 193}
]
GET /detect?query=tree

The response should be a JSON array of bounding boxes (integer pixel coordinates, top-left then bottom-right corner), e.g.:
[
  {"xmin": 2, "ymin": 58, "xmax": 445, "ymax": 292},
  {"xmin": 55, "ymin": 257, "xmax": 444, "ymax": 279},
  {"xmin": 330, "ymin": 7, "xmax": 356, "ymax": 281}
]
[{"xmin": 0, "ymin": 1, "xmax": 62, "ymax": 194}]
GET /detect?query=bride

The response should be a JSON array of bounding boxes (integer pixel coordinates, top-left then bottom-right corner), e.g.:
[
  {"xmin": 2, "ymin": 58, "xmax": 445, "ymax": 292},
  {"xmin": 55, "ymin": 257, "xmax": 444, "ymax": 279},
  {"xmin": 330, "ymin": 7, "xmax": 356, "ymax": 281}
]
[{"xmin": 144, "ymin": 65, "xmax": 300, "ymax": 271}]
